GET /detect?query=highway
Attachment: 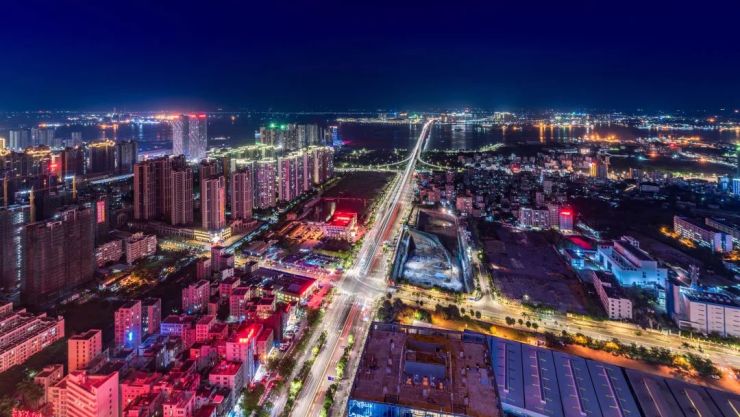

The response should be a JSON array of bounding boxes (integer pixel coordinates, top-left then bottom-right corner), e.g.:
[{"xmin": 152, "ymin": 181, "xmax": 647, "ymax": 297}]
[
  {"xmin": 392, "ymin": 288, "xmax": 740, "ymax": 370},
  {"xmin": 282, "ymin": 119, "xmax": 435, "ymax": 417}
]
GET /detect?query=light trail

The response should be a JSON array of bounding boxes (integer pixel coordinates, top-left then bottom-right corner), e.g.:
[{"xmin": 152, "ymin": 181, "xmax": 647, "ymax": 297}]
[{"xmin": 284, "ymin": 120, "xmax": 435, "ymax": 417}]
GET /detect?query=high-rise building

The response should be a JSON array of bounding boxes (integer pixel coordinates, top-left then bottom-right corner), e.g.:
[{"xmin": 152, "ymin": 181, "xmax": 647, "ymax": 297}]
[
  {"xmin": 61, "ymin": 146, "xmax": 86, "ymax": 177},
  {"xmin": 87, "ymin": 139, "xmax": 117, "ymax": 175},
  {"xmin": 0, "ymin": 206, "xmax": 28, "ymax": 297},
  {"xmin": 172, "ymin": 114, "xmax": 208, "ymax": 161},
  {"xmin": 8, "ymin": 129, "xmax": 31, "ymax": 151},
  {"xmin": 201, "ymin": 175, "xmax": 226, "ymax": 230},
  {"xmin": 67, "ymin": 329, "xmax": 103, "ymax": 372},
  {"xmin": 311, "ymin": 146, "xmax": 334, "ymax": 184},
  {"xmin": 133, "ymin": 157, "xmax": 173, "ymax": 220},
  {"xmin": 170, "ymin": 166, "xmax": 194, "ymax": 225},
  {"xmin": 141, "ymin": 297, "xmax": 162, "ymax": 336},
  {"xmin": 115, "ymin": 140, "xmax": 138, "ymax": 174},
  {"xmin": 23, "ymin": 205, "xmax": 95, "ymax": 307},
  {"xmin": 277, "ymin": 154, "xmax": 298, "ymax": 202},
  {"xmin": 230, "ymin": 166, "xmax": 253, "ymax": 220},
  {"xmin": 198, "ymin": 159, "xmax": 220, "ymax": 187},
  {"xmin": 114, "ymin": 300, "xmax": 142, "ymax": 350},
  {"xmin": 31, "ymin": 127, "xmax": 56, "ymax": 147},
  {"xmin": 259, "ymin": 124, "xmax": 322, "ymax": 151},
  {"xmin": 254, "ymin": 160, "xmax": 276, "ymax": 209}
]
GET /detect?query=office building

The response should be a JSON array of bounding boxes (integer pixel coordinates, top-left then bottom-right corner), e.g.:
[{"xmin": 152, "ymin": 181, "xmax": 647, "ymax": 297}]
[
  {"xmin": 230, "ymin": 167, "xmax": 254, "ymax": 220},
  {"xmin": 124, "ymin": 232, "xmax": 157, "ymax": 264},
  {"xmin": 201, "ymin": 175, "xmax": 226, "ymax": 230},
  {"xmin": 172, "ymin": 114, "xmax": 208, "ymax": 161},
  {"xmin": 254, "ymin": 160, "xmax": 276, "ymax": 209},
  {"xmin": 114, "ymin": 300, "xmax": 142, "ymax": 350},
  {"xmin": 87, "ymin": 139, "xmax": 117, "ymax": 174},
  {"xmin": 133, "ymin": 157, "xmax": 173, "ymax": 221},
  {"xmin": 141, "ymin": 297, "xmax": 161, "ymax": 336},
  {"xmin": 23, "ymin": 205, "xmax": 95, "ymax": 306},
  {"xmin": 115, "ymin": 140, "xmax": 138, "ymax": 174},
  {"xmin": 592, "ymin": 271, "xmax": 632, "ymax": 320},
  {"xmin": 733, "ymin": 178, "xmax": 740, "ymax": 196},
  {"xmin": 674, "ymin": 216, "xmax": 733, "ymax": 253},
  {"xmin": 49, "ymin": 370, "xmax": 119, "ymax": 417},
  {"xmin": 182, "ymin": 280, "xmax": 210, "ymax": 314},
  {"xmin": 68, "ymin": 329, "xmax": 103, "ymax": 372},
  {"xmin": 0, "ymin": 303, "xmax": 65, "ymax": 373},
  {"xmin": 596, "ymin": 236, "xmax": 668, "ymax": 287},
  {"xmin": 170, "ymin": 166, "xmax": 194, "ymax": 225}
]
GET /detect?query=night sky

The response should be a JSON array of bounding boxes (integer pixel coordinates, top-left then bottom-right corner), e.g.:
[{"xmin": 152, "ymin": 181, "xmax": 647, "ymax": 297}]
[{"xmin": 1, "ymin": 0, "xmax": 738, "ymax": 111}]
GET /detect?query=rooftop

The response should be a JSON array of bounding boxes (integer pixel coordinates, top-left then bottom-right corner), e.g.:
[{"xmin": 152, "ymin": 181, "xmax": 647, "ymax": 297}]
[
  {"xmin": 349, "ymin": 323, "xmax": 501, "ymax": 417},
  {"xmin": 329, "ymin": 211, "xmax": 357, "ymax": 227}
]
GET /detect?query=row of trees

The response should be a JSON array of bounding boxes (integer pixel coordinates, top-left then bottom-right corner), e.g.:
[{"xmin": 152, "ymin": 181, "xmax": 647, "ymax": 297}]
[
  {"xmin": 504, "ymin": 316, "xmax": 539, "ymax": 330},
  {"xmin": 544, "ymin": 331, "xmax": 720, "ymax": 378}
]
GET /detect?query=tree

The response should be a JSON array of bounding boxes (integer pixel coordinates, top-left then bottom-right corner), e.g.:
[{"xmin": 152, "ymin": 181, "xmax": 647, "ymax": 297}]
[
  {"xmin": 475, "ymin": 311, "xmax": 481, "ymax": 319},
  {"xmin": 531, "ymin": 322, "xmax": 539, "ymax": 330},
  {"xmin": 518, "ymin": 319, "xmax": 524, "ymax": 325},
  {"xmin": 15, "ymin": 378, "xmax": 43, "ymax": 408}
]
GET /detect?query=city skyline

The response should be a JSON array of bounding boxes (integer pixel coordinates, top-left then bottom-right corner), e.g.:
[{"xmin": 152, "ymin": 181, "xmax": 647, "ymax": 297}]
[{"xmin": 1, "ymin": 3, "xmax": 740, "ymax": 417}]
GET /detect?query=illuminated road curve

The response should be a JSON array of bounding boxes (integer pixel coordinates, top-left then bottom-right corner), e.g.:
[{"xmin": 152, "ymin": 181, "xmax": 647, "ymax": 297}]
[{"xmin": 285, "ymin": 120, "xmax": 435, "ymax": 417}]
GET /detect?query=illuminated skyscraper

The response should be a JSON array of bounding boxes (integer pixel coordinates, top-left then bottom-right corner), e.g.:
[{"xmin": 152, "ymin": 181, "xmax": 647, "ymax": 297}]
[
  {"xmin": 0, "ymin": 206, "xmax": 28, "ymax": 297},
  {"xmin": 172, "ymin": 114, "xmax": 208, "ymax": 160},
  {"xmin": 170, "ymin": 166, "xmax": 194, "ymax": 225},
  {"xmin": 231, "ymin": 166, "xmax": 254, "ymax": 220},
  {"xmin": 201, "ymin": 175, "xmax": 226, "ymax": 231},
  {"xmin": 311, "ymin": 146, "xmax": 334, "ymax": 184},
  {"xmin": 254, "ymin": 159, "xmax": 276, "ymax": 209},
  {"xmin": 277, "ymin": 154, "xmax": 298, "ymax": 202}
]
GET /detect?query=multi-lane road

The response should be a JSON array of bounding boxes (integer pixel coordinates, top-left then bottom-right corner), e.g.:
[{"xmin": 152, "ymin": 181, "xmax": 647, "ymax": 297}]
[{"xmin": 283, "ymin": 119, "xmax": 435, "ymax": 417}]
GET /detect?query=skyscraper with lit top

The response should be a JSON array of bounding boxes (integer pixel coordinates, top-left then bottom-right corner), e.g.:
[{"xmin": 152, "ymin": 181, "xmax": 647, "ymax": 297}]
[{"xmin": 172, "ymin": 114, "xmax": 208, "ymax": 161}]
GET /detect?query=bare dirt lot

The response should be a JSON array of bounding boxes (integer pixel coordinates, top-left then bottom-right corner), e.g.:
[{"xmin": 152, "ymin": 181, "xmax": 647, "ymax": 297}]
[{"xmin": 484, "ymin": 224, "xmax": 588, "ymax": 314}]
